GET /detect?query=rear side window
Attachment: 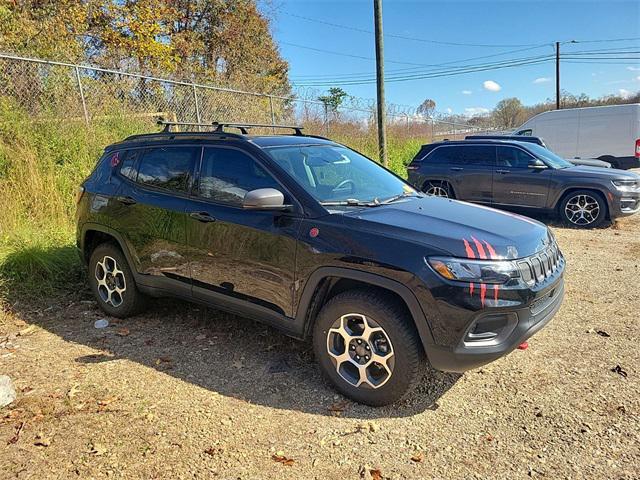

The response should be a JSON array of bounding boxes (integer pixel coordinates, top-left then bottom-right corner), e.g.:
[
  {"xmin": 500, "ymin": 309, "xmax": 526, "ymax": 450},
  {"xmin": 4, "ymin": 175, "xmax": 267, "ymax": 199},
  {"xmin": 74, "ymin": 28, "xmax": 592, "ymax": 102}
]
[
  {"xmin": 429, "ymin": 145, "xmax": 495, "ymax": 166},
  {"xmin": 198, "ymin": 147, "xmax": 282, "ymax": 206},
  {"xmin": 497, "ymin": 146, "xmax": 535, "ymax": 168},
  {"xmin": 136, "ymin": 146, "xmax": 199, "ymax": 193},
  {"xmin": 119, "ymin": 149, "xmax": 141, "ymax": 181}
]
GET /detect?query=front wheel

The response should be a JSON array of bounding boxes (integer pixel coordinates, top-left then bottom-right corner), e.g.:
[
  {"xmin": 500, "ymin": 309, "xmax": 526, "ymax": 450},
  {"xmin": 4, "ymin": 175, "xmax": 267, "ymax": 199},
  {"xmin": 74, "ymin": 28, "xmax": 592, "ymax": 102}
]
[
  {"xmin": 559, "ymin": 190, "xmax": 607, "ymax": 228},
  {"xmin": 313, "ymin": 289, "xmax": 424, "ymax": 406}
]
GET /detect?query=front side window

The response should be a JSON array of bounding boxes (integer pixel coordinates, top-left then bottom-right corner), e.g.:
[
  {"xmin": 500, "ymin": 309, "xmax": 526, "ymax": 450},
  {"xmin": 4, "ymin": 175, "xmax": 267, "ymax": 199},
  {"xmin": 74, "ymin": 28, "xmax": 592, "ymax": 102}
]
[
  {"xmin": 136, "ymin": 146, "xmax": 198, "ymax": 192},
  {"xmin": 266, "ymin": 144, "xmax": 416, "ymax": 204},
  {"xmin": 523, "ymin": 143, "xmax": 574, "ymax": 169},
  {"xmin": 497, "ymin": 146, "xmax": 535, "ymax": 169},
  {"xmin": 198, "ymin": 147, "xmax": 281, "ymax": 206}
]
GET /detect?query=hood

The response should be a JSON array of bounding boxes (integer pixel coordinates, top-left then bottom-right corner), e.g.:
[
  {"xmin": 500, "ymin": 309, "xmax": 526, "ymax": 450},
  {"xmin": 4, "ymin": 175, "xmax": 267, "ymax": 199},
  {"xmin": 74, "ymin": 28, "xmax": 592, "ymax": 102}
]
[
  {"xmin": 342, "ymin": 196, "xmax": 551, "ymax": 260},
  {"xmin": 569, "ymin": 158, "xmax": 611, "ymax": 168},
  {"xmin": 558, "ymin": 165, "xmax": 640, "ymax": 180}
]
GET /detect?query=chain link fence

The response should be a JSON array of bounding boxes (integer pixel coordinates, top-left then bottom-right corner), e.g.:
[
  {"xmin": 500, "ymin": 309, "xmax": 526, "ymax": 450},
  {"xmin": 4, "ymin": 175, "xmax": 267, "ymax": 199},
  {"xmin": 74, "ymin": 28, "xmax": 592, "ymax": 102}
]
[{"xmin": 0, "ymin": 53, "xmax": 495, "ymax": 145}]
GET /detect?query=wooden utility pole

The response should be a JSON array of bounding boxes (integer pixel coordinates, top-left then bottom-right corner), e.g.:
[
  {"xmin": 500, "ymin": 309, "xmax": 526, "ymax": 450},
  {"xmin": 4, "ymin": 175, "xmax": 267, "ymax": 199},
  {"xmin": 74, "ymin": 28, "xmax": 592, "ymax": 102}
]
[
  {"xmin": 373, "ymin": 0, "xmax": 387, "ymax": 166},
  {"xmin": 555, "ymin": 41, "xmax": 560, "ymax": 110}
]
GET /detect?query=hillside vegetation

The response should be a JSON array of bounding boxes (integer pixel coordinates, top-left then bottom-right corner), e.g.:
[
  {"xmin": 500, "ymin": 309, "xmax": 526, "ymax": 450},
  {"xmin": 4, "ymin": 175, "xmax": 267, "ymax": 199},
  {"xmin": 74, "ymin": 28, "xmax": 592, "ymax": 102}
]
[{"xmin": 0, "ymin": 99, "xmax": 422, "ymax": 295}]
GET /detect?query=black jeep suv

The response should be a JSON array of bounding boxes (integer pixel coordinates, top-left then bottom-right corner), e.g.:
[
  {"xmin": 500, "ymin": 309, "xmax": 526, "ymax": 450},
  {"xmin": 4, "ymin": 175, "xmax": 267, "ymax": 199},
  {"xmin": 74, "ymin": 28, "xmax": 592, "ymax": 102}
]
[
  {"xmin": 76, "ymin": 122, "xmax": 565, "ymax": 406},
  {"xmin": 408, "ymin": 139, "xmax": 640, "ymax": 228}
]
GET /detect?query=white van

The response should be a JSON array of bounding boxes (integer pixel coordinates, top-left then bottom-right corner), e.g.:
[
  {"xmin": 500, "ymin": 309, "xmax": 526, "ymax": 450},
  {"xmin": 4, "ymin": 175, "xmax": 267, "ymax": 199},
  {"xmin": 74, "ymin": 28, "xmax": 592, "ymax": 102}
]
[{"xmin": 514, "ymin": 104, "xmax": 640, "ymax": 170}]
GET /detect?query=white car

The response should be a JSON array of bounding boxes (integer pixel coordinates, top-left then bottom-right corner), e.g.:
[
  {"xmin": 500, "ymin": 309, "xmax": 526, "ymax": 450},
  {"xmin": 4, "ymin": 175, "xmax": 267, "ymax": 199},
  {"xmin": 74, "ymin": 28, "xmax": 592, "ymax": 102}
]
[{"xmin": 514, "ymin": 104, "xmax": 640, "ymax": 170}]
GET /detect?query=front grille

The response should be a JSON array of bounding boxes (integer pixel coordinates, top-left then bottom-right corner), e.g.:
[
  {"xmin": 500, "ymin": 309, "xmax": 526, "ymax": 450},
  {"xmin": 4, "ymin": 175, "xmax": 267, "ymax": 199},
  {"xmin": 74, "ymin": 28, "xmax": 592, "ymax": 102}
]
[{"xmin": 517, "ymin": 242, "xmax": 562, "ymax": 287}]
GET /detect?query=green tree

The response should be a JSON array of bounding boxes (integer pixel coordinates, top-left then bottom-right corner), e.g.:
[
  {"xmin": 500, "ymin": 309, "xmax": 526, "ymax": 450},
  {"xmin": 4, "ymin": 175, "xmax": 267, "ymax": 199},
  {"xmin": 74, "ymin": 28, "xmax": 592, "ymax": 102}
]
[{"xmin": 318, "ymin": 87, "xmax": 348, "ymax": 115}]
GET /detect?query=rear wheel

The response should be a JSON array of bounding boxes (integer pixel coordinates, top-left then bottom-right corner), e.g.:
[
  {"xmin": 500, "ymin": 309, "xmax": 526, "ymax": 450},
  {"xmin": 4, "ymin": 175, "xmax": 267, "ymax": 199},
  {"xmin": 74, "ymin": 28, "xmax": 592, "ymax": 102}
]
[
  {"xmin": 424, "ymin": 180, "xmax": 453, "ymax": 198},
  {"xmin": 88, "ymin": 243, "xmax": 148, "ymax": 318},
  {"xmin": 559, "ymin": 190, "xmax": 607, "ymax": 228},
  {"xmin": 313, "ymin": 289, "xmax": 424, "ymax": 406}
]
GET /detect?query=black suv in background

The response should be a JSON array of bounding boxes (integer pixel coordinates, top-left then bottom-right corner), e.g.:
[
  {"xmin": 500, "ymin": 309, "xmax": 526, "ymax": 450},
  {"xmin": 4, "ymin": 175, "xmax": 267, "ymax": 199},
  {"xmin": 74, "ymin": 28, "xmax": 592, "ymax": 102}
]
[
  {"xmin": 77, "ymin": 122, "xmax": 565, "ymax": 406},
  {"xmin": 407, "ymin": 139, "xmax": 640, "ymax": 228}
]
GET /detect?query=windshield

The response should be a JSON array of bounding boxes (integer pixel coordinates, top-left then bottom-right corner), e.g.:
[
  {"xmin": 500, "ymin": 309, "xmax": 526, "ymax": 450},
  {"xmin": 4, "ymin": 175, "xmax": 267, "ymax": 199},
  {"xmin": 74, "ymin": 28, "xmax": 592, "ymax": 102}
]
[
  {"xmin": 524, "ymin": 143, "xmax": 574, "ymax": 169},
  {"xmin": 265, "ymin": 144, "xmax": 417, "ymax": 205}
]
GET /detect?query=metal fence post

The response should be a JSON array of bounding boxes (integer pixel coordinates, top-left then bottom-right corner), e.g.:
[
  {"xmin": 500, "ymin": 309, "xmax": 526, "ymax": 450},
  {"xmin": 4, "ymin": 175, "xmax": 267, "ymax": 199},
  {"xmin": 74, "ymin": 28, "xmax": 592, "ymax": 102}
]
[
  {"xmin": 192, "ymin": 84, "xmax": 201, "ymax": 130},
  {"xmin": 74, "ymin": 66, "xmax": 90, "ymax": 127},
  {"xmin": 324, "ymin": 104, "xmax": 329, "ymax": 136},
  {"xmin": 268, "ymin": 95, "xmax": 276, "ymax": 133}
]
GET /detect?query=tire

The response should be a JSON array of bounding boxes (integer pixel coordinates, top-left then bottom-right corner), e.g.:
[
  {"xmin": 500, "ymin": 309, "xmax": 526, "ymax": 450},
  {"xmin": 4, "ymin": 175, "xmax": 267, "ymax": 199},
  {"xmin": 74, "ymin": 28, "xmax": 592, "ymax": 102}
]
[
  {"xmin": 559, "ymin": 189, "xmax": 608, "ymax": 228},
  {"xmin": 88, "ymin": 243, "xmax": 148, "ymax": 318},
  {"xmin": 423, "ymin": 180, "xmax": 454, "ymax": 198},
  {"xmin": 312, "ymin": 289, "xmax": 424, "ymax": 406}
]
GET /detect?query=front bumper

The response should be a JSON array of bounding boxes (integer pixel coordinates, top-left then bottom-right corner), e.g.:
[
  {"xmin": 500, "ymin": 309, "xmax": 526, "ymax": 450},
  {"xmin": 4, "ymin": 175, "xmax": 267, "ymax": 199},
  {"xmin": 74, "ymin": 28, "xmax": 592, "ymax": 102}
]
[
  {"xmin": 426, "ymin": 277, "xmax": 564, "ymax": 372},
  {"xmin": 610, "ymin": 190, "xmax": 640, "ymax": 218}
]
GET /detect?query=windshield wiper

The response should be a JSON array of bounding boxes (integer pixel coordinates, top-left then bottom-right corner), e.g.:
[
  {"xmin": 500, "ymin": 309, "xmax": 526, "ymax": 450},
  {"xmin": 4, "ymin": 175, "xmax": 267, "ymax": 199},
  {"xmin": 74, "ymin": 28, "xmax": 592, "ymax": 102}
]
[
  {"xmin": 320, "ymin": 198, "xmax": 381, "ymax": 207},
  {"xmin": 380, "ymin": 191, "xmax": 421, "ymax": 204}
]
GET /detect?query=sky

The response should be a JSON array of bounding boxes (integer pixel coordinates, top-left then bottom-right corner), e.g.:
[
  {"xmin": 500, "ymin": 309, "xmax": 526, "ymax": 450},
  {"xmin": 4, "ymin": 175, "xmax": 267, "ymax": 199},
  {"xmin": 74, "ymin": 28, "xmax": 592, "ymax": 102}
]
[{"xmin": 266, "ymin": 0, "xmax": 640, "ymax": 116}]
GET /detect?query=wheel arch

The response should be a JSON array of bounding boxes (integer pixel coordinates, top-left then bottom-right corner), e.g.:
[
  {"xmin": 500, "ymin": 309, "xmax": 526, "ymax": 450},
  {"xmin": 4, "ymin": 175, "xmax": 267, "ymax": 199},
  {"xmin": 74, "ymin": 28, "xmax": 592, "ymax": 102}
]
[
  {"xmin": 555, "ymin": 187, "xmax": 611, "ymax": 219},
  {"xmin": 295, "ymin": 267, "xmax": 435, "ymax": 352},
  {"xmin": 80, "ymin": 223, "xmax": 138, "ymax": 271}
]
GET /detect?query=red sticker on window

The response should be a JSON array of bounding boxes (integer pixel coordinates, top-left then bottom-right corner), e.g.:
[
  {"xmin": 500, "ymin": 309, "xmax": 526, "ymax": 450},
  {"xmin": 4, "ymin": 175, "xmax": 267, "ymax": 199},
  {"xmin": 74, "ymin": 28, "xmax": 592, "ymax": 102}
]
[
  {"xmin": 309, "ymin": 227, "xmax": 319, "ymax": 238},
  {"xmin": 110, "ymin": 152, "xmax": 120, "ymax": 167}
]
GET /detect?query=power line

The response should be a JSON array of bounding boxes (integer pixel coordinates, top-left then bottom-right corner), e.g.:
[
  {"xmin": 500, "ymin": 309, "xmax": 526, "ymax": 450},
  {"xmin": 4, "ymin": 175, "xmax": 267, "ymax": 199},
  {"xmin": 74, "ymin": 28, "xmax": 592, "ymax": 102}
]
[
  {"xmin": 293, "ymin": 56, "xmax": 555, "ymax": 87},
  {"xmin": 290, "ymin": 44, "xmax": 551, "ymax": 80},
  {"xmin": 281, "ymin": 12, "xmax": 540, "ymax": 47},
  {"xmin": 281, "ymin": 11, "xmax": 640, "ymax": 48}
]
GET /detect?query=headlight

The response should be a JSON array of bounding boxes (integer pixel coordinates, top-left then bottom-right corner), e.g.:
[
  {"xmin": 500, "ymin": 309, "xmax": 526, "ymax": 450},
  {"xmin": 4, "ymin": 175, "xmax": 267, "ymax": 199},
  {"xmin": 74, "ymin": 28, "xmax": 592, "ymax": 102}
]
[
  {"xmin": 612, "ymin": 179, "xmax": 639, "ymax": 192},
  {"xmin": 427, "ymin": 257, "xmax": 520, "ymax": 284}
]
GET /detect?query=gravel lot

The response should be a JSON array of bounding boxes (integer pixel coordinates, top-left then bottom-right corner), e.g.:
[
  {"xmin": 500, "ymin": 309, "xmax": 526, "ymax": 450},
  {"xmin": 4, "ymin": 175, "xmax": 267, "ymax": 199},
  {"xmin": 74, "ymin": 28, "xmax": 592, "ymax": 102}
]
[{"xmin": 1, "ymin": 210, "xmax": 639, "ymax": 479}]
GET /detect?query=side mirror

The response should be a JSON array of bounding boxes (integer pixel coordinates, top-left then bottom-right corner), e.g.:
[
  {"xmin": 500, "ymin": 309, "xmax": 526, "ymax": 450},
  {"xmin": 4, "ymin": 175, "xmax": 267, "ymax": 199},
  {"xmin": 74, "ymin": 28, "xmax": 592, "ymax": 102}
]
[
  {"xmin": 242, "ymin": 188, "xmax": 291, "ymax": 211},
  {"xmin": 529, "ymin": 159, "xmax": 547, "ymax": 170}
]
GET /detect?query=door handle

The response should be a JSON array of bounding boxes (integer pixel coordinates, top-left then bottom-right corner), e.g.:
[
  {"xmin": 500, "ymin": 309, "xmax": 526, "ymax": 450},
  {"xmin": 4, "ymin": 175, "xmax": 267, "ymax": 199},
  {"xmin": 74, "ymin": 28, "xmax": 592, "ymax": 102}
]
[
  {"xmin": 496, "ymin": 169, "xmax": 510, "ymax": 174},
  {"xmin": 116, "ymin": 196, "xmax": 137, "ymax": 205},
  {"xmin": 190, "ymin": 211, "xmax": 216, "ymax": 223},
  {"xmin": 450, "ymin": 166, "xmax": 464, "ymax": 171}
]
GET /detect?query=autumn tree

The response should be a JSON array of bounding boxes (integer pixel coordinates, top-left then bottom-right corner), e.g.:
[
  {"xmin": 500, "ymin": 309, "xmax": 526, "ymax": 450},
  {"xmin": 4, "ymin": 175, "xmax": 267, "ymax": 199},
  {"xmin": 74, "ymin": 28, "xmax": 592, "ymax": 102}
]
[
  {"xmin": 0, "ymin": 0, "xmax": 289, "ymax": 94},
  {"xmin": 492, "ymin": 97, "xmax": 524, "ymax": 128}
]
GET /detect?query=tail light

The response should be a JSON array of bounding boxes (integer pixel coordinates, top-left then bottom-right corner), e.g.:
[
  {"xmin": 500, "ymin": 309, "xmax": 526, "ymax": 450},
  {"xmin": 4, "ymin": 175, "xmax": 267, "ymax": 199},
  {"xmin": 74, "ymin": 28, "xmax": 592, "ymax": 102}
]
[
  {"xmin": 635, "ymin": 138, "xmax": 640, "ymax": 158},
  {"xmin": 75, "ymin": 186, "xmax": 85, "ymax": 205}
]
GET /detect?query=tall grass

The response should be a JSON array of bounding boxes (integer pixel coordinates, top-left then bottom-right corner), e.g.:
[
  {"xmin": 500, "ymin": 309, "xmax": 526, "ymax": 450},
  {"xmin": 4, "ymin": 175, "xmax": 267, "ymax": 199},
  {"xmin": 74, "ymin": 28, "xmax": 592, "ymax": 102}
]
[{"xmin": 0, "ymin": 100, "xmax": 426, "ymax": 296}]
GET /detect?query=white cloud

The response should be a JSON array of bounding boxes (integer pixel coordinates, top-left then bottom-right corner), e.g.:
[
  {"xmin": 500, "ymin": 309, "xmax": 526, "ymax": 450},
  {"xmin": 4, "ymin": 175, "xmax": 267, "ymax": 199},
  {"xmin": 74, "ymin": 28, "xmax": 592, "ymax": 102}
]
[
  {"xmin": 446, "ymin": 107, "xmax": 453, "ymax": 114},
  {"xmin": 619, "ymin": 89, "xmax": 632, "ymax": 99},
  {"xmin": 636, "ymin": 76, "xmax": 640, "ymax": 82},
  {"xmin": 461, "ymin": 89, "xmax": 472, "ymax": 95},
  {"xmin": 627, "ymin": 66, "xmax": 640, "ymax": 71},
  {"xmin": 483, "ymin": 80, "xmax": 501, "ymax": 92},
  {"xmin": 465, "ymin": 107, "xmax": 490, "ymax": 116},
  {"xmin": 533, "ymin": 77, "xmax": 551, "ymax": 84}
]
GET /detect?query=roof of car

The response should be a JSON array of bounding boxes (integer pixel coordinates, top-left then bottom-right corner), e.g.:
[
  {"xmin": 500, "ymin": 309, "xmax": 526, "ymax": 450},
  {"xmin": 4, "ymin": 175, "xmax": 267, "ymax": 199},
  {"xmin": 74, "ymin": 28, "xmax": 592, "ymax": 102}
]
[
  {"xmin": 109, "ymin": 131, "xmax": 337, "ymax": 150},
  {"xmin": 425, "ymin": 139, "xmax": 536, "ymax": 148}
]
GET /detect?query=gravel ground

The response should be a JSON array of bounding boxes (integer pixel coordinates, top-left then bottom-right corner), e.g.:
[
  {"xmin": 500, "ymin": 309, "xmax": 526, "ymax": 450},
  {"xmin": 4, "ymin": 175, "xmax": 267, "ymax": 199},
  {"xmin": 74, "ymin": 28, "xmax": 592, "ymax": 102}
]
[{"xmin": 1, "ymin": 211, "xmax": 639, "ymax": 479}]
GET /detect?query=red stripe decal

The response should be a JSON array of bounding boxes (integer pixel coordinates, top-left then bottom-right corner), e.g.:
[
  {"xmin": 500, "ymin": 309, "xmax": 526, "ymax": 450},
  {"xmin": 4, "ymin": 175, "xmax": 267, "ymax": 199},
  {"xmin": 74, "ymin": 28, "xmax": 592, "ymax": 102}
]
[
  {"xmin": 463, "ymin": 239, "xmax": 476, "ymax": 259},
  {"xmin": 483, "ymin": 240, "xmax": 500, "ymax": 303},
  {"xmin": 480, "ymin": 284, "xmax": 486, "ymax": 306},
  {"xmin": 463, "ymin": 238, "xmax": 476, "ymax": 296},
  {"xmin": 471, "ymin": 236, "xmax": 487, "ymax": 259}
]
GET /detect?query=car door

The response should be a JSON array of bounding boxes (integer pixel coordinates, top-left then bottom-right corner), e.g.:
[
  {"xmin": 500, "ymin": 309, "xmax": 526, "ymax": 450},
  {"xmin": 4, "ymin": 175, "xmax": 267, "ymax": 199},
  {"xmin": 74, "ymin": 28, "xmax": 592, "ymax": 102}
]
[
  {"xmin": 492, "ymin": 145, "xmax": 552, "ymax": 208},
  {"xmin": 111, "ymin": 145, "xmax": 198, "ymax": 289},
  {"xmin": 443, "ymin": 145, "xmax": 495, "ymax": 203},
  {"xmin": 185, "ymin": 145, "xmax": 301, "ymax": 319}
]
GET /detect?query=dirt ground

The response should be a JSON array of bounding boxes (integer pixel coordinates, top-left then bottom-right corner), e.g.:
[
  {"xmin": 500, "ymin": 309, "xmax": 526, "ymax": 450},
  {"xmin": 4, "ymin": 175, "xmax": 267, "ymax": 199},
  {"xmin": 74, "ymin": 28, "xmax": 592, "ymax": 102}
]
[{"xmin": 1, "ymin": 211, "xmax": 639, "ymax": 479}]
